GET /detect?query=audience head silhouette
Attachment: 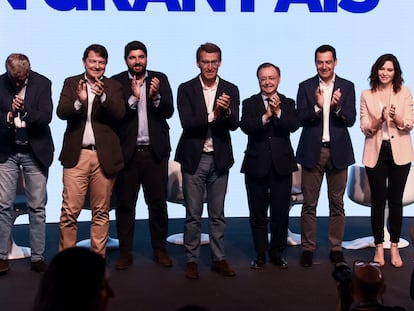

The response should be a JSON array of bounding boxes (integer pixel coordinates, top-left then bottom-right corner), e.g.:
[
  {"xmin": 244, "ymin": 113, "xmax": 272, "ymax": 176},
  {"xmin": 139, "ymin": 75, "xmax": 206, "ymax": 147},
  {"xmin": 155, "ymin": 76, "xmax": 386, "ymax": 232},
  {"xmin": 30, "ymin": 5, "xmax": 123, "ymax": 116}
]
[
  {"xmin": 348, "ymin": 261, "xmax": 388, "ymax": 310},
  {"xmin": 33, "ymin": 247, "xmax": 113, "ymax": 311},
  {"xmin": 351, "ymin": 262, "xmax": 385, "ymax": 301}
]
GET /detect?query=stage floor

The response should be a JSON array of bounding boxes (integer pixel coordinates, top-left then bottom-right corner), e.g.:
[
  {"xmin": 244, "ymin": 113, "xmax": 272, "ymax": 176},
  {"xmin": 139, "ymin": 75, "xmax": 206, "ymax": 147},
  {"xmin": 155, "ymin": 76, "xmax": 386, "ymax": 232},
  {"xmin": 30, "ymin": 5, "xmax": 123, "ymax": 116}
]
[{"xmin": 1, "ymin": 217, "xmax": 414, "ymax": 311}]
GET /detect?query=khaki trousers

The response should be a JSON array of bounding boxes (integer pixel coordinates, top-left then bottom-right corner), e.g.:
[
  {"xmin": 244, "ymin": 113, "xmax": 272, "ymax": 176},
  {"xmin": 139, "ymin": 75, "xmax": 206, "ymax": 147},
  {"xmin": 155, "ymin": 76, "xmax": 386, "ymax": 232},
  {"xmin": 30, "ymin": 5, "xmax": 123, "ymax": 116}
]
[{"xmin": 59, "ymin": 150, "xmax": 115, "ymax": 257}]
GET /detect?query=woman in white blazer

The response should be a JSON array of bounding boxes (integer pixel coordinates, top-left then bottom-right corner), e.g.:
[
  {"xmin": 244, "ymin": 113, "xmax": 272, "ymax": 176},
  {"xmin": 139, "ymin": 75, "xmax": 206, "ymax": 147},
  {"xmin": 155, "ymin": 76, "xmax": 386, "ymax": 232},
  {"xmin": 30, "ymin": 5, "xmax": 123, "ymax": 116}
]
[{"xmin": 360, "ymin": 54, "xmax": 414, "ymax": 267}]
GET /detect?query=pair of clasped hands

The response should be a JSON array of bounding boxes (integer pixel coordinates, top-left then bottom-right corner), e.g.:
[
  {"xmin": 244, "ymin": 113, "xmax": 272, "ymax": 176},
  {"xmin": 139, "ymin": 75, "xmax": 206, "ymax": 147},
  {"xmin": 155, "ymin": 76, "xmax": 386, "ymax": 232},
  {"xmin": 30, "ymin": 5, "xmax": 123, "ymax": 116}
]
[
  {"xmin": 77, "ymin": 76, "xmax": 105, "ymax": 103},
  {"xmin": 11, "ymin": 94, "xmax": 25, "ymax": 118},
  {"xmin": 365, "ymin": 104, "xmax": 403, "ymax": 137},
  {"xmin": 264, "ymin": 93, "xmax": 281, "ymax": 121},
  {"xmin": 131, "ymin": 75, "xmax": 161, "ymax": 102},
  {"xmin": 213, "ymin": 92, "xmax": 231, "ymax": 119},
  {"xmin": 315, "ymin": 86, "xmax": 342, "ymax": 111}
]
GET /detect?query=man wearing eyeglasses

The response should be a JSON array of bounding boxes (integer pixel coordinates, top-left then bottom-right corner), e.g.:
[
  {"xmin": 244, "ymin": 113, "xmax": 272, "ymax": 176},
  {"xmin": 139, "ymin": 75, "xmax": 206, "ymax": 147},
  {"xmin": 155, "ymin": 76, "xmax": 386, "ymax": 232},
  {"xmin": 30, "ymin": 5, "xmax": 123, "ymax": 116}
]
[
  {"xmin": 175, "ymin": 42, "xmax": 240, "ymax": 280},
  {"xmin": 0, "ymin": 53, "xmax": 54, "ymax": 274}
]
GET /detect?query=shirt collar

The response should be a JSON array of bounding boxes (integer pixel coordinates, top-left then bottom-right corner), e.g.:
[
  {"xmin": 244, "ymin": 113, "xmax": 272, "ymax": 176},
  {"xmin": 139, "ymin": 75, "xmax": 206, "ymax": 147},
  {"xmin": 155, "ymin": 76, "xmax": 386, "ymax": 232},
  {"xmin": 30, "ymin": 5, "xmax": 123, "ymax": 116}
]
[
  {"xmin": 261, "ymin": 92, "xmax": 277, "ymax": 101},
  {"xmin": 318, "ymin": 74, "xmax": 336, "ymax": 87},
  {"xmin": 199, "ymin": 75, "xmax": 219, "ymax": 91},
  {"xmin": 128, "ymin": 71, "xmax": 148, "ymax": 81},
  {"xmin": 83, "ymin": 73, "xmax": 104, "ymax": 85}
]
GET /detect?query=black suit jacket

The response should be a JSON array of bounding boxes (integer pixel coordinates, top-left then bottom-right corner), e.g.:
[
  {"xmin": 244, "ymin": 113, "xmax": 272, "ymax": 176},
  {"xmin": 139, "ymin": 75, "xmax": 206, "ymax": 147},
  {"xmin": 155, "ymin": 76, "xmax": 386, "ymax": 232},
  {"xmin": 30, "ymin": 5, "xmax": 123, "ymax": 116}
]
[
  {"xmin": 240, "ymin": 92, "xmax": 299, "ymax": 178},
  {"xmin": 0, "ymin": 70, "xmax": 54, "ymax": 169},
  {"xmin": 111, "ymin": 70, "xmax": 174, "ymax": 163},
  {"xmin": 175, "ymin": 76, "xmax": 239, "ymax": 175},
  {"xmin": 57, "ymin": 74, "xmax": 125, "ymax": 176},
  {"xmin": 296, "ymin": 75, "xmax": 356, "ymax": 170}
]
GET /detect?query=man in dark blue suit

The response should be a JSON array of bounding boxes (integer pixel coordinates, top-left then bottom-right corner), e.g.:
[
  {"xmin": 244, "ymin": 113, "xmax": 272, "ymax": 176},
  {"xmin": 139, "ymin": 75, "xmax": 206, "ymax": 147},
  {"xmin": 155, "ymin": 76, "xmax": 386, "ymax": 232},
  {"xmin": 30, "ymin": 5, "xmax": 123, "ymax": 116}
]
[
  {"xmin": 240, "ymin": 63, "xmax": 300, "ymax": 269},
  {"xmin": 0, "ymin": 54, "xmax": 54, "ymax": 274},
  {"xmin": 111, "ymin": 41, "xmax": 174, "ymax": 269},
  {"xmin": 175, "ymin": 42, "xmax": 239, "ymax": 280},
  {"xmin": 296, "ymin": 45, "xmax": 356, "ymax": 267}
]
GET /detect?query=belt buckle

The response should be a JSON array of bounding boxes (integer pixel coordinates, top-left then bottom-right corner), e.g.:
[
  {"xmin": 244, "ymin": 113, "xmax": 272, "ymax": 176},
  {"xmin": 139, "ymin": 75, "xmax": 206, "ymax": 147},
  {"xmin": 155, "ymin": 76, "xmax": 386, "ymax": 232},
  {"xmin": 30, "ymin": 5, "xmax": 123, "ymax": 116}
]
[{"xmin": 136, "ymin": 145, "xmax": 149, "ymax": 152}]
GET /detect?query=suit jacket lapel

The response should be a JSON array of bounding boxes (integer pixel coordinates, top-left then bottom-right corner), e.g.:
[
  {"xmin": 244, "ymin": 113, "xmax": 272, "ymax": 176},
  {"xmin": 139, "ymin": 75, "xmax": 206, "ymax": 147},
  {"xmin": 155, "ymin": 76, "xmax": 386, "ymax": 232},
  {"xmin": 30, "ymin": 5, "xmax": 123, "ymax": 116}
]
[
  {"xmin": 194, "ymin": 77, "xmax": 208, "ymax": 116},
  {"xmin": 256, "ymin": 93, "xmax": 266, "ymax": 115}
]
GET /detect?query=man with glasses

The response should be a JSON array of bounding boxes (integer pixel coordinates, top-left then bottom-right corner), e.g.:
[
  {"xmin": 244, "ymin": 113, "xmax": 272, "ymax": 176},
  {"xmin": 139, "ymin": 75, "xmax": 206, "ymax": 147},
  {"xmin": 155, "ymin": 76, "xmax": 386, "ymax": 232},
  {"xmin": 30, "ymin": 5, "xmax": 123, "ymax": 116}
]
[
  {"xmin": 0, "ymin": 53, "xmax": 54, "ymax": 274},
  {"xmin": 175, "ymin": 42, "xmax": 240, "ymax": 279},
  {"xmin": 57, "ymin": 44, "xmax": 125, "ymax": 257}
]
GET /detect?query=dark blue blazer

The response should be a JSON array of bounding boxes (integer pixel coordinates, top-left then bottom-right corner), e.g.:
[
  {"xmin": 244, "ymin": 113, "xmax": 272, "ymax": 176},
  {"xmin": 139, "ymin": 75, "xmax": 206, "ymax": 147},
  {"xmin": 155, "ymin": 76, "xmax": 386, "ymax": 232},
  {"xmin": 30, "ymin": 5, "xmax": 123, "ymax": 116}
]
[
  {"xmin": 240, "ymin": 92, "xmax": 299, "ymax": 177},
  {"xmin": 0, "ymin": 70, "xmax": 54, "ymax": 169},
  {"xmin": 296, "ymin": 75, "xmax": 356, "ymax": 170},
  {"xmin": 175, "ymin": 76, "xmax": 239, "ymax": 175},
  {"xmin": 111, "ymin": 70, "xmax": 174, "ymax": 164}
]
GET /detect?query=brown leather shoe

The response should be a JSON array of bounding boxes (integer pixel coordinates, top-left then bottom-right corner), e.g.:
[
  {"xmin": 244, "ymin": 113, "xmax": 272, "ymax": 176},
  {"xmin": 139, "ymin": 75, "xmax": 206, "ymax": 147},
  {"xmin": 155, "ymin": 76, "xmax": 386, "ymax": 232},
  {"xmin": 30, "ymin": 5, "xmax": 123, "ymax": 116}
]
[
  {"xmin": 0, "ymin": 258, "xmax": 9, "ymax": 275},
  {"xmin": 115, "ymin": 252, "xmax": 133, "ymax": 270},
  {"xmin": 185, "ymin": 262, "xmax": 199, "ymax": 280},
  {"xmin": 211, "ymin": 260, "xmax": 236, "ymax": 277},
  {"xmin": 30, "ymin": 260, "xmax": 48, "ymax": 273},
  {"xmin": 153, "ymin": 248, "xmax": 173, "ymax": 267}
]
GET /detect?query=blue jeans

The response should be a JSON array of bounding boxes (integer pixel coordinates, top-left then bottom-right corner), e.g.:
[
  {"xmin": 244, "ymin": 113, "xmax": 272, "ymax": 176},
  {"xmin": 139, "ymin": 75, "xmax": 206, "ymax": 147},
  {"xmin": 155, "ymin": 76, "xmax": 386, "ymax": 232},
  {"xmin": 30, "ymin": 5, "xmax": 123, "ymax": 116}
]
[
  {"xmin": 0, "ymin": 152, "xmax": 47, "ymax": 261},
  {"xmin": 182, "ymin": 153, "xmax": 229, "ymax": 263}
]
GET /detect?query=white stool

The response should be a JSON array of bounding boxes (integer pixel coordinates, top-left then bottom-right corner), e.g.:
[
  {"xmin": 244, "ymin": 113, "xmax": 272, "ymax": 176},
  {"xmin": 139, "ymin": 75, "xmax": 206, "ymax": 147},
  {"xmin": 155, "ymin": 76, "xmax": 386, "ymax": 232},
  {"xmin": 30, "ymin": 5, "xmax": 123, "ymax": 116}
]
[
  {"xmin": 342, "ymin": 165, "xmax": 414, "ymax": 249},
  {"xmin": 166, "ymin": 161, "xmax": 209, "ymax": 245}
]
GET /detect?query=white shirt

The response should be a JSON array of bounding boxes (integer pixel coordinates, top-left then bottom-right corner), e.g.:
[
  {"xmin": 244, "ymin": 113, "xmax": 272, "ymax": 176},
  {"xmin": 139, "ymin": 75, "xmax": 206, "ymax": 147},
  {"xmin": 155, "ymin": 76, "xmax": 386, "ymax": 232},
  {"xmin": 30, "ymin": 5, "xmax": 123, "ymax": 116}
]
[
  {"xmin": 200, "ymin": 75, "xmax": 219, "ymax": 153},
  {"xmin": 75, "ymin": 74, "xmax": 107, "ymax": 147},
  {"xmin": 318, "ymin": 75, "xmax": 335, "ymax": 143}
]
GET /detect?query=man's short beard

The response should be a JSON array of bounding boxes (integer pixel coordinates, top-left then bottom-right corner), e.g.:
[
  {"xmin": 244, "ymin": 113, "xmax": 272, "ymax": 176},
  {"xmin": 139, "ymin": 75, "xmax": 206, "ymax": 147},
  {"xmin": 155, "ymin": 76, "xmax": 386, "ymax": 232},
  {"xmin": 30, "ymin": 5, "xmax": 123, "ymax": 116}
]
[{"xmin": 129, "ymin": 67, "xmax": 145, "ymax": 78}]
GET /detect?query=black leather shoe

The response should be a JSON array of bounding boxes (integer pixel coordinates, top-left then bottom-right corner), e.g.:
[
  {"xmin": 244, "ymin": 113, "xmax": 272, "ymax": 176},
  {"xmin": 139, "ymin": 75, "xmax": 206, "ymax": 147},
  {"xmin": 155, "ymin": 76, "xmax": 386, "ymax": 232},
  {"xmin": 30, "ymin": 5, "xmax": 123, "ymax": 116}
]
[
  {"xmin": 300, "ymin": 250, "xmax": 313, "ymax": 267},
  {"xmin": 250, "ymin": 257, "xmax": 265, "ymax": 269},
  {"xmin": 329, "ymin": 250, "xmax": 345, "ymax": 264},
  {"xmin": 271, "ymin": 256, "xmax": 288, "ymax": 269}
]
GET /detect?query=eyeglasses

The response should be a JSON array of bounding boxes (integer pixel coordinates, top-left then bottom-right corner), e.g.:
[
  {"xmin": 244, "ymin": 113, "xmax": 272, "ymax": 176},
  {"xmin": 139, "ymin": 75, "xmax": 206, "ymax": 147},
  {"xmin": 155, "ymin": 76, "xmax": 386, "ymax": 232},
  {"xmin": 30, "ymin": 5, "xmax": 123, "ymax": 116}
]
[{"xmin": 199, "ymin": 60, "xmax": 220, "ymax": 67}]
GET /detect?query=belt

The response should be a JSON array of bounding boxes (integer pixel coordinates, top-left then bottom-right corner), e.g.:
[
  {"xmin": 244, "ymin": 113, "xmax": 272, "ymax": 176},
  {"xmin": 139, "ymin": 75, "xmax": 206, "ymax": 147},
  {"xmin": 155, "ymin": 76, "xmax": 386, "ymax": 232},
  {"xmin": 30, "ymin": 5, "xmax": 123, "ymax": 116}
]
[
  {"xmin": 136, "ymin": 145, "xmax": 151, "ymax": 152},
  {"xmin": 82, "ymin": 145, "xmax": 97, "ymax": 151},
  {"xmin": 13, "ymin": 144, "xmax": 31, "ymax": 154},
  {"xmin": 321, "ymin": 141, "xmax": 331, "ymax": 148}
]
